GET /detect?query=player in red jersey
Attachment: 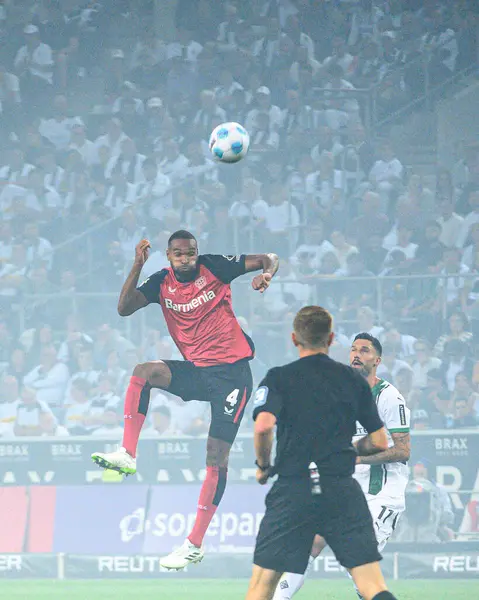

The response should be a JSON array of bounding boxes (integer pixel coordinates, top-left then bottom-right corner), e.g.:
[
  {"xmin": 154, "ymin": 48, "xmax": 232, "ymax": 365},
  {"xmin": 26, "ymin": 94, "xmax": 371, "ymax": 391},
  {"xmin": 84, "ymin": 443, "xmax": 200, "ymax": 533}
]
[{"xmin": 92, "ymin": 230, "xmax": 279, "ymax": 569}]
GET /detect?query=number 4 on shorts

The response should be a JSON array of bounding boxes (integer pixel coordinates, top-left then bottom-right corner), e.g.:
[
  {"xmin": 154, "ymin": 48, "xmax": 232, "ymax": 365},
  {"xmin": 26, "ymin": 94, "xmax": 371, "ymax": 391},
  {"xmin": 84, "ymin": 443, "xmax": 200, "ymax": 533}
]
[{"xmin": 224, "ymin": 389, "xmax": 240, "ymax": 415}]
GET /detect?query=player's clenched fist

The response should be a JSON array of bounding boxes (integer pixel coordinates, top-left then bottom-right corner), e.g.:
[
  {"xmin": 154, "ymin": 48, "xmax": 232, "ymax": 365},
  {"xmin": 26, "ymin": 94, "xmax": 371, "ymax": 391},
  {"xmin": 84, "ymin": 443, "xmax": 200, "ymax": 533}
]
[
  {"xmin": 135, "ymin": 239, "xmax": 151, "ymax": 266},
  {"xmin": 252, "ymin": 272, "xmax": 272, "ymax": 293}
]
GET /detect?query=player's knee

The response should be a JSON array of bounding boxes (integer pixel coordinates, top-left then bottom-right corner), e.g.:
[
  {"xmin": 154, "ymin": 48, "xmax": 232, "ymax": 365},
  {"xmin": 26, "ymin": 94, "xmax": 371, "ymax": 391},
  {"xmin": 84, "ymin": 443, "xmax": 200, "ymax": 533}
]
[
  {"xmin": 311, "ymin": 535, "xmax": 326, "ymax": 558},
  {"xmin": 133, "ymin": 362, "xmax": 150, "ymax": 380},
  {"xmin": 133, "ymin": 361, "xmax": 171, "ymax": 388}
]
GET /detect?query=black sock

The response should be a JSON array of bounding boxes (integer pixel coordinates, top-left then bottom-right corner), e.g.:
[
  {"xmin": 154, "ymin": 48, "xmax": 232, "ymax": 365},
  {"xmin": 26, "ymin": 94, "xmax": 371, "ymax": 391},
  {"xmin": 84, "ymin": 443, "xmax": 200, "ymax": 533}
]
[{"xmin": 373, "ymin": 592, "xmax": 397, "ymax": 600}]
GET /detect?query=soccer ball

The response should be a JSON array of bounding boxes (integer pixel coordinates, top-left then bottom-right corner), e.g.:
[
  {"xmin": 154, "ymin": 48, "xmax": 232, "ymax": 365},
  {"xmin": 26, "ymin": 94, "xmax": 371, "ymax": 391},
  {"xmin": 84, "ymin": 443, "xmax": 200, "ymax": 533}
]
[{"xmin": 209, "ymin": 122, "xmax": 250, "ymax": 163}]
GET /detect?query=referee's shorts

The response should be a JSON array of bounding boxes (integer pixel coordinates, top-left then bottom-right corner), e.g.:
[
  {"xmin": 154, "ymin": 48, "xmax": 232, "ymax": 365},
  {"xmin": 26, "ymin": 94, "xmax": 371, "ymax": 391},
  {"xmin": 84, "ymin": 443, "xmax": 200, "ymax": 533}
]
[{"xmin": 254, "ymin": 475, "xmax": 382, "ymax": 574}]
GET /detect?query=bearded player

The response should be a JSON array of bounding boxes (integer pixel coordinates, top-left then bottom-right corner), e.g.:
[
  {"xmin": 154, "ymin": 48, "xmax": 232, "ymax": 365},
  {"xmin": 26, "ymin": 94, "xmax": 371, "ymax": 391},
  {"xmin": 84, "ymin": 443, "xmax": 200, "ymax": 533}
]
[
  {"xmin": 92, "ymin": 231, "xmax": 279, "ymax": 570},
  {"xmin": 274, "ymin": 333, "xmax": 410, "ymax": 600}
]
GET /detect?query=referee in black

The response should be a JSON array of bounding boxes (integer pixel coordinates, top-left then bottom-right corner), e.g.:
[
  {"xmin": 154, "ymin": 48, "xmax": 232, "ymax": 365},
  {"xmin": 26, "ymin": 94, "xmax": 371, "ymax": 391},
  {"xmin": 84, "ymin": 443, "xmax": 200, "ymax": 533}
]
[{"xmin": 246, "ymin": 306, "xmax": 399, "ymax": 600}]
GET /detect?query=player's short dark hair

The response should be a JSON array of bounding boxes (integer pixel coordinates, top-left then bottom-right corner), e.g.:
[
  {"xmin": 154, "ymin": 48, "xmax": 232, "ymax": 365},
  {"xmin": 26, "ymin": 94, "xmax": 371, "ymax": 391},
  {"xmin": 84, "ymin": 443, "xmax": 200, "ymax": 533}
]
[
  {"xmin": 293, "ymin": 306, "xmax": 332, "ymax": 349},
  {"xmin": 353, "ymin": 333, "xmax": 382, "ymax": 356},
  {"xmin": 168, "ymin": 230, "xmax": 197, "ymax": 247}
]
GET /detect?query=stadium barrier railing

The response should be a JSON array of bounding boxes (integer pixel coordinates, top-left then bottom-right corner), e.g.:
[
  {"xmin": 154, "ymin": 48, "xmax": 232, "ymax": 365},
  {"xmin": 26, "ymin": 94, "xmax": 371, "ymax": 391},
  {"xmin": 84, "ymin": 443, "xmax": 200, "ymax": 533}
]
[{"xmin": 13, "ymin": 272, "xmax": 479, "ymax": 341}]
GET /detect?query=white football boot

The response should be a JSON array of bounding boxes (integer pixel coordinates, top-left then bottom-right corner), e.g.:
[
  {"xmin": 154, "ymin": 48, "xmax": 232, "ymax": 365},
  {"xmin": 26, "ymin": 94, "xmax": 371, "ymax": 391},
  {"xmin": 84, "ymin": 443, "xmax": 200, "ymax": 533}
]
[
  {"xmin": 91, "ymin": 447, "xmax": 136, "ymax": 475},
  {"xmin": 159, "ymin": 539, "xmax": 205, "ymax": 570}
]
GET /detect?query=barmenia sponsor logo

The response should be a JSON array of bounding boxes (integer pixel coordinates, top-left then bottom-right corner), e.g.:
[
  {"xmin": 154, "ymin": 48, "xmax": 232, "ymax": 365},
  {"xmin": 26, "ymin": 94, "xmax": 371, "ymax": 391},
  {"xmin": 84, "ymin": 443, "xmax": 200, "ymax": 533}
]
[{"xmin": 165, "ymin": 291, "xmax": 216, "ymax": 313}]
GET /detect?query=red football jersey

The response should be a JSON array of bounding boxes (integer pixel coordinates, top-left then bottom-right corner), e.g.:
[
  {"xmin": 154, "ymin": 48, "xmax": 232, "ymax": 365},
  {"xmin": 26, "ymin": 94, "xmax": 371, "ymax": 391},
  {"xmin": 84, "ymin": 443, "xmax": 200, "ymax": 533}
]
[{"xmin": 137, "ymin": 254, "xmax": 255, "ymax": 367}]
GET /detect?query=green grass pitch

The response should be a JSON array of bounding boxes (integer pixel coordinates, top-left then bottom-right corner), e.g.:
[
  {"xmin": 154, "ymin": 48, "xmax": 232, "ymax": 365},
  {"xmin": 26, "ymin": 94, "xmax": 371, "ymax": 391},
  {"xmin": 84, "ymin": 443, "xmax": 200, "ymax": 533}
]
[{"xmin": 1, "ymin": 579, "xmax": 476, "ymax": 599}]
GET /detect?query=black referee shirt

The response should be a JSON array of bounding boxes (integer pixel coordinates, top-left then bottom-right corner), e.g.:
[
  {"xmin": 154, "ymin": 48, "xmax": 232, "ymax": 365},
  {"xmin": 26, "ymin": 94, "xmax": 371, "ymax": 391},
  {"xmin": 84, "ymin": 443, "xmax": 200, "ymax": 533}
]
[{"xmin": 252, "ymin": 353, "xmax": 383, "ymax": 478}]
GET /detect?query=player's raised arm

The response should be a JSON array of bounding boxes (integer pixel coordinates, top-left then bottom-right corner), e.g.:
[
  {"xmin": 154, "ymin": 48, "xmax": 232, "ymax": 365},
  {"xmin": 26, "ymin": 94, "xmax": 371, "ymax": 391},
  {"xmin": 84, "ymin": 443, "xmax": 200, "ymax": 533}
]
[
  {"xmin": 117, "ymin": 239, "xmax": 151, "ymax": 316},
  {"xmin": 245, "ymin": 253, "xmax": 280, "ymax": 294}
]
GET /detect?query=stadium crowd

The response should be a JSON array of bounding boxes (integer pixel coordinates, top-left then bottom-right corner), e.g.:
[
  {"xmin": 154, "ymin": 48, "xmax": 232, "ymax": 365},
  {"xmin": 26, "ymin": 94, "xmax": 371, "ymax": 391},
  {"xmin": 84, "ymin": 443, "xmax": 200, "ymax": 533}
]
[{"xmin": 0, "ymin": 0, "xmax": 479, "ymax": 438}]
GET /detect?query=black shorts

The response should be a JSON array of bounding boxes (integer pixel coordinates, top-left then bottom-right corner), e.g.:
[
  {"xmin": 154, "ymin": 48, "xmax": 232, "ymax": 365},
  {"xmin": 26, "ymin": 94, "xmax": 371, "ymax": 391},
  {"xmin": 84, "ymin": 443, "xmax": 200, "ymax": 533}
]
[
  {"xmin": 254, "ymin": 476, "xmax": 381, "ymax": 574},
  {"xmin": 164, "ymin": 359, "xmax": 253, "ymax": 444}
]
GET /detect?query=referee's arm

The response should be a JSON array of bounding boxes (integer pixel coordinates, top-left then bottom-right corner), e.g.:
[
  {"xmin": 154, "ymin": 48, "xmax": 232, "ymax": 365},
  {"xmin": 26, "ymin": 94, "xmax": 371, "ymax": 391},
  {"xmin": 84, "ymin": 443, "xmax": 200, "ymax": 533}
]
[
  {"xmin": 254, "ymin": 412, "xmax": 276, "ymax": 479},
  {"xmin": 252, "ymin": 375, "xmax": 282, "ymax": 484}
]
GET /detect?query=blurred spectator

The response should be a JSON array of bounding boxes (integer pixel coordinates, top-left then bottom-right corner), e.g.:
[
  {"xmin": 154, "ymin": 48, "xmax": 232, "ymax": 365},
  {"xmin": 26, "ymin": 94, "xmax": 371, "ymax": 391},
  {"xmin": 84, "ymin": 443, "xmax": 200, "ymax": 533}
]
[
  {"xmin": 257, "ymin": 260, "xmax": 310, "ymax": 320},
  {"xmin": 337, "ymin": 254, "xmax": 375, "ymax": 319},
  {"xmin": 264, "ymin": 181, "xmax": 300, "ymax": 256},
  {"xmin": 436, "ymin": 247, "xmax": 470, "ymax": 312},
  {"xmin": 140, "ymin": 230, "xmax": 171, "ymax": 279},
  {"xmin": 145, "ymin": 405, "xmax": 175, "ymax": 436},
  {"xmin": 396, "ymin": 462, "xmax": 455, "ymax": 542},
  {"xmin": 411, "ymin": 339, "xmax": 442, "ymax": 390},
  {"xmin": 65, "ymin": 346, "xmax": 100, "ymax": 404},
  {"xmin": 217, "ymin": 3, "xmax": 243, "ymax": 50},
  {"xmin": 118, "ymin": 209, "xmax": 148, "ymax": 262},
  {"xmin": 246, "ymin": 86, "xmax": 282, "ymax": 132},
  {"xmin": 342, "ymin": 293, "xmax": 379, "ymax": 336},
  {"xmin": 414, "ymin": 368, "xmax": 451, "ymax": 427},
  {"xmin": 104, "ymin": 170, "xmax": 137, "ymax": 218},
  {"xmin": 411, "ymin": 409, "xmax": 431, "ymax": 430},
  {"xmin": 137, "ymin": 158, "xmax": 172, "ymax": 223},
  {"xmin": 289, "ymin": 222, "xmax": 334, "ymax": 275},
  {"xmin": 451, "ymin": 372, "xmax": 478, "ymax": 427},
  {"xmin": 23, "ymin": 344, "xmax": 69, "ymax": 407},
  {"xmin": 0, "ymin": 244, "xmax": 29, "ymax": 305},
  {"xmin": 395, "ymin": 366, "xmax": 415, "ymax": 406},
  {"xmin": 69, "ymin": 125, "xmax": 98, "ymax": 167},
  {"xmin": 38, "ymin": 94, "xmax": 83, "ymax": 150},
  {"xmin": 415, "ymin": 221, "xmax": 446, "ymax": 268},
  {"xmin": 193, "ymin": 90, "xmax": 226, "ymax": 138},
  {"xmin": 457, "ymin": 189, "xmax": 479, "ymax": 248},
  {"xmin": 156, "ymin": 140, "xmax": 189, "ymax": 183},
  {"xmin": 321, "ymin": 36, "xmax": 355, "ymax": 76},
  {"xmin": 0, "ymin": 375, "xmax": 21, "ymax": 436},
  {"xmin": 361, "ymin": 234, "xmax": 388, "ymax": 275},
  {"xmin": 369, "ymin": 142, "xmax": 404, "ymax": 214},
  {"xmin": 151, "ymin": 391, "xmax": 209, "ymax": 436},
  {"xmin": 94, "ymin": 118, "xmax": 129, "ymax": 159},
  {"xmin": 442, "ymin": 339, "xmax": 474, "ymax": 392},
  {"xmin": 64, "ymin": 377, "xmax": 93, "ymax": 435},
  {"xmin": 330, "ymin": 230, "xmax": 358, "ymax": 270},
  {"xmin": 350, "ymin": 191, "xmax": 389, "ymax": 251},
  {"xmin": 57, "ymin": 315, "xmax": 93, "ymax": 367},
  {"xmin": 167, "ymin": 27, "xmax": 203, "ymax": 63},
  {"xmin": 452, "ymin": 393, "xmax": 477, "ymax": 427},
  {"xmin": 13, "ymin": 386, "xmax": 56, "ymax": 437},
  {"xmin": 4, "ymin": 347, "xmax": 29, "ymax": 384},
  {"xmin": 381, "ymin": 325, "xmax": 417, "ymax": 362},
  {"xmin": 112, "ymin": 82, "xmax": 145, "ymax": 117},
  {"xmin": 384, "ymin": 225, "xmax": 417, "ymax": 262},
  {"xmin": 14, "ymin": 24, "xmax": 54, "ymax": 118},
  {"xmin": 0, "ymin": 222, "xmax": 13, "ymax": 267},
  {"xmin": 323, "ymin": 64, "xmax": 360, "ymax": 129},
  {"xmin": 434, "ymin": 311, "xmax": 473, "ymax": 356},
  {"xmin": 93, "ymin": 324, "xmax": 135, "ymax": 370},
  {"xmin": 105, "ymin": 138, "xmax": 146, "ymax": 185},
  {"xmin": 462, "ymin": 222, "xmax": 479, "ymax": 270},
  {"xmin": 0, "ymin": 64, "xmax": 21, "ymax": 131},
  {"xmin": 23, "ymin": 221, "xmax": 53, "ymax": 270},
  {"xmin": 0, "ymin": 148, "xmax": 34, "ymax": 185},
  {"xmin": 87, "ymin": 374, "xmax": 123, "ymax": 436}
]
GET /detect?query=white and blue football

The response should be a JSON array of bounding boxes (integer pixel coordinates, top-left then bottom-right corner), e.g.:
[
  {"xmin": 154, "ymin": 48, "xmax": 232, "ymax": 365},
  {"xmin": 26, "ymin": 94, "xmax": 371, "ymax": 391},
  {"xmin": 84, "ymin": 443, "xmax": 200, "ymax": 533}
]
[{"xmin": 209, "ymin": 122, "xmax": 250, "ymax": 163}]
